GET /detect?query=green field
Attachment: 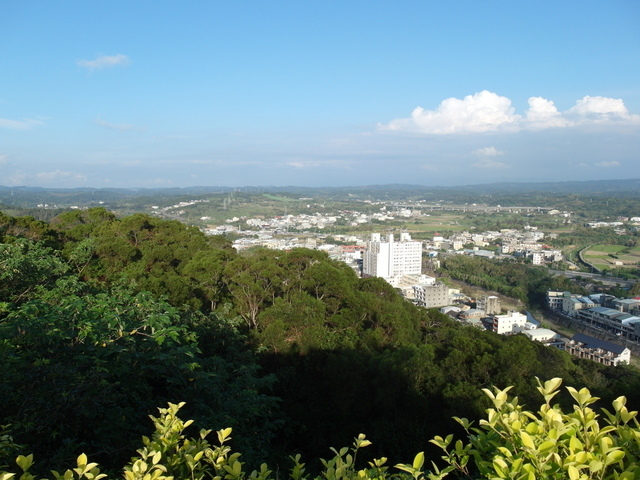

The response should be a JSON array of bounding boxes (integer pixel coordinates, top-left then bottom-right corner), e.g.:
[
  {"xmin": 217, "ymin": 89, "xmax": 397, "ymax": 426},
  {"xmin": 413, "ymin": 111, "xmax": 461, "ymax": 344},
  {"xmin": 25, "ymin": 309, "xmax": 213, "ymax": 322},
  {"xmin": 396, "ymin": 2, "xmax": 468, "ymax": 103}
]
[
  {"xmin": 583, "ymin": 244, "xmax": 640, "ymax": 269},
  {"xmin": 262, "ymin": 193, "xmax": 300, "ymax": 202}
]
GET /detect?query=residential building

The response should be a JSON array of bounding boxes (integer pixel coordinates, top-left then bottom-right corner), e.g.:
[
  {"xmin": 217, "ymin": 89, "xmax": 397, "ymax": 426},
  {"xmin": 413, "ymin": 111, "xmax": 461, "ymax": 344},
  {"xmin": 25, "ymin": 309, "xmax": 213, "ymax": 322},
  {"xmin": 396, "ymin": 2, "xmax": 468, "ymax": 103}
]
[
  {"xmin": 477, "ymin": 295, "xmax": 500, "ymax": 315},
  {"xmin": 565, "ymin": 333, "xmax": 630, "ymax": 366},
  {"xmin": 413, "ymin": 283, "xmax": 452, "ymax": 308},
  {"xmin": 547, "ymin": 291, "xmax": 571, "ymax": 310},
  {"xmin": 363, "ymin": 233, "xmax": 422, "ymax": 280},
  {"xmin": 562, "ymin": 296, "xmax": 597, "ymax": 317},
  {"xmin": 522, "ymin": 328, "xmax": 565, "ymax": 349},
  {"xmin": 491, "ymin": 311, "xmax": 528, "ymax": 335},
  {"xmin": 576, "ymin": 307, "xmax": 640, "ymax": 340}
]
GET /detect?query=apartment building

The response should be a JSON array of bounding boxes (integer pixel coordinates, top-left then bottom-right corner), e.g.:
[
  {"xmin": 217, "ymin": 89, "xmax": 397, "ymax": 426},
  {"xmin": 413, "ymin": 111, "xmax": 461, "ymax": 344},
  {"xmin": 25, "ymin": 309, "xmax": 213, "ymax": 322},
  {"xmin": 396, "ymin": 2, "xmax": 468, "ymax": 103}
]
[
  {"xmin": 477, "ymin": 295, "xmax": 501, "ymax": 315},
  {"xmin": 363, "ymin": 233, "xmax": 422, "ymax": 279},
  {"xmin": 413, "ymin": 283, "xmax": 451, "ymax": 308}
]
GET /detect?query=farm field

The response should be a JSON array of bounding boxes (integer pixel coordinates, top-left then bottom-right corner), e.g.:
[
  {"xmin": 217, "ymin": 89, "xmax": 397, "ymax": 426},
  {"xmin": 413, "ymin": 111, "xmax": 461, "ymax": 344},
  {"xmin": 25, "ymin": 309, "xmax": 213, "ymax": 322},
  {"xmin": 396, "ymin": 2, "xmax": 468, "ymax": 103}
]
[{"xmin": 582, "ymin": 244, "xmax": 640, "ymax": 270}]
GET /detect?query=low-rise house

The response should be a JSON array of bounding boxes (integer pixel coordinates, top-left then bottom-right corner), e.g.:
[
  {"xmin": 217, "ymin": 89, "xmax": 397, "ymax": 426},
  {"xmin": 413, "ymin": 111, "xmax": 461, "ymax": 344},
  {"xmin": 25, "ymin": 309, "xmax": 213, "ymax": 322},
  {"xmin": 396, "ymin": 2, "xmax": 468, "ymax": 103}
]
[
  {"xmin": 460, "ymin": 308, "xmax": 485, "ymax": 321},
  {"xmin": 522, "ymin": 328, "xmax": 566, "ymax": 349},
  {"xmin": 565, "ymin": 333, "xmax": 630, "ymax": 366}
]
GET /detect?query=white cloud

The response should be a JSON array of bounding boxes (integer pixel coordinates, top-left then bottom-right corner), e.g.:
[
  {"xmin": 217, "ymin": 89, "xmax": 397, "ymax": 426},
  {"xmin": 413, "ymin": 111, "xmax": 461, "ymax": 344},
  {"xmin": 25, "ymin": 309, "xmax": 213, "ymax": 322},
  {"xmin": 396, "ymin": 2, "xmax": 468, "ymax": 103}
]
[
  {"xmin": 380, "ymin": 90, "xmax": 521, "ymax": 134},
  {"xmin": 566, "ymin": 96, "xmax": 639, "ymax": 124},
  {"xmin": 569, "ymin": 96, "xmax": 628, "ymax": 116},
  {"xmin": 77, "ymin": 54, "xmax": 132, "ymax": 71},
  {"xmin": 35, "ymin": 170, "xmax": 87, "ymax": 183},
  {"xmin": 0, "ymin": 154, "xmax": 8, "ymax": 165},
  {"xmin": 595, "ymin": 160, "xmax": 621, "ymax": 167},
  {"xmin": 379, "ymin": 91, "xmax": 639, "ymax": 135},
  {"xmin": 525, "ymin": 97, "xmax": 571, "ymax": 129},
  {"xmin": 473, "ymin": 158, "xmax": 508, "ymax": 169},
  {"xmin": 0, "ymin": 117, "xmax": 44, "ymax": 130},
  {"xmin": 473, "ymin": 146, "xmax": 504, "ymax": 157}
]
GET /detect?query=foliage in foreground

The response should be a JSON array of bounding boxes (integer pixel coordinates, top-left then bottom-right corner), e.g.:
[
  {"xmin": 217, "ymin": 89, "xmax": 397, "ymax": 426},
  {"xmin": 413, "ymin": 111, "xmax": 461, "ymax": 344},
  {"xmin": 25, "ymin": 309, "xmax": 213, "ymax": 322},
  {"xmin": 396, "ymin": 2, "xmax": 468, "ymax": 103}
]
[{"xmin": 2, "ymin": 379, "xmax": 639, "ymax": 480}]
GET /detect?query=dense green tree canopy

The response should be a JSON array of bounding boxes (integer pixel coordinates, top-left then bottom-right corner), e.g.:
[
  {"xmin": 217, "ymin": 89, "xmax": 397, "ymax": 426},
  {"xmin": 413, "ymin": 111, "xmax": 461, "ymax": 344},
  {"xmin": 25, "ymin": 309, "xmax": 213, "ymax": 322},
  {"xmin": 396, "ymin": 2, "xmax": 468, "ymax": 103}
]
[{"xmin": 2, "ymin": 209, "xmax": 640, "ymax": 474}]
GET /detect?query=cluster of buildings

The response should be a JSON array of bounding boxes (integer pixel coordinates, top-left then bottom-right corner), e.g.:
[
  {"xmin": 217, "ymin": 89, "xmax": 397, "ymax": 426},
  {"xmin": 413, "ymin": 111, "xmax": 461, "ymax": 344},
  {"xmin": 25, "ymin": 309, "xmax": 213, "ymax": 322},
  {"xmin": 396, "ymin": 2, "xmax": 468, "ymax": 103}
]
[
  {"xmin": 423, "ymin": 227, "xmax": 563, "ymax": 265},
  {"xmin": 360, "ymin": 233, "xmax": 456, "ymax": 308},
  {"xmin": 359, "ymin": 233, "xmax": 633, "ymax": 366},
  {"xmin": 541, "ymin": 290, "xmax": 640, "ymax": 366},
  {"xmin": 200, "ymin": 209, "xmax": 637, "ymax": 367},
  {"xmin": 150, "ymin": 199, "xmax": 210, "ymax": 217},
  {"xmin": 547, "ymin": 291, "xmax": 640, "ymax": 341},
  {"xmin": 245, "ymin": 213, "xmax": 339, "ymax": 231},
  {"xmin": 439, "ymin": 295, "xmax": 631, "ymax": 366},
  {"xmin": 241, "ymin": 206, "xmax": 414, "ymax": 232}
]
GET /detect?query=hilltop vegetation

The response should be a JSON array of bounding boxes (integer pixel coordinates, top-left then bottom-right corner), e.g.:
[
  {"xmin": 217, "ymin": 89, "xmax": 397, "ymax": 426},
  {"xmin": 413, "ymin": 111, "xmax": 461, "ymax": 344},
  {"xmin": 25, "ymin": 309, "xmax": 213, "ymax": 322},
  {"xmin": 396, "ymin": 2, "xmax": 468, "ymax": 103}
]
[{"xmin": 2, "ymin": 208, "xmax": 640, "ymax": 475}]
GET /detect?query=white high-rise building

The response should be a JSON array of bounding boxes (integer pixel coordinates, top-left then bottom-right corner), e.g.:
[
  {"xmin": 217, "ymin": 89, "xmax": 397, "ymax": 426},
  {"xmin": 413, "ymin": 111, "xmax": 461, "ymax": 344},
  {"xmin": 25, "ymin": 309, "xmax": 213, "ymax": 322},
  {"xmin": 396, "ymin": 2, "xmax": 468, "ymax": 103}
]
[{"xmin": 363, "ymin": 233, "xmax": 422, "ymax": 279}]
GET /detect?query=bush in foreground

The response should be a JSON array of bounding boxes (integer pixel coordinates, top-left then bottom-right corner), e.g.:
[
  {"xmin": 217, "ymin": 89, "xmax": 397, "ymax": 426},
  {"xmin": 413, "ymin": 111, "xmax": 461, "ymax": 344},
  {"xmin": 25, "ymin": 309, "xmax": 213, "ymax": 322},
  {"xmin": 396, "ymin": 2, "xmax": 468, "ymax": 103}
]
[{"xmin": 1, "ymin": 379, "xmax": 639, "ymax": 480}]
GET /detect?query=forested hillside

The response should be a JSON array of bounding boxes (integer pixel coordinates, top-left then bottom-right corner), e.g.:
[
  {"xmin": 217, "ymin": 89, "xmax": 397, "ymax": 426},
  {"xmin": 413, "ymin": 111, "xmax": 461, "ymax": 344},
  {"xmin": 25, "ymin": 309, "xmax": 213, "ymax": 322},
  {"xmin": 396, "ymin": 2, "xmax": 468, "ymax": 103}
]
[{"xmin": 2, "ymin": 209, "xmax": 640, "ymax": 475}]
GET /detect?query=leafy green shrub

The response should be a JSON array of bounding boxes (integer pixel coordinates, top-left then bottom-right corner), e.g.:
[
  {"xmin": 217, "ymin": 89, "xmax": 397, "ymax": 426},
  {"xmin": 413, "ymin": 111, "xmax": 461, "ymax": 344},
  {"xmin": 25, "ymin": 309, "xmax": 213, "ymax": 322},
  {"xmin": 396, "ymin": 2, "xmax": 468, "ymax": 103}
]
[
  {"xmin": 422, "ymin": 378, "xmax": 640, "ymax": 479},
  {"xmin": 2, "ymin": 379, "xmax": 639, "ymax": 480}
]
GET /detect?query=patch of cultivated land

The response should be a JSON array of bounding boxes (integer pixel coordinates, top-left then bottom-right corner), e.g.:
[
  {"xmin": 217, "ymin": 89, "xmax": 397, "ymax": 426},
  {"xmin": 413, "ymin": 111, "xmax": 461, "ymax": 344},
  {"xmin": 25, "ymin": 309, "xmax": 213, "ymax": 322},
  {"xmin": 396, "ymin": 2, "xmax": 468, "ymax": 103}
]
[{"xmin": 583, "ymin": 244, "xmax": 640, "ymax": 269}]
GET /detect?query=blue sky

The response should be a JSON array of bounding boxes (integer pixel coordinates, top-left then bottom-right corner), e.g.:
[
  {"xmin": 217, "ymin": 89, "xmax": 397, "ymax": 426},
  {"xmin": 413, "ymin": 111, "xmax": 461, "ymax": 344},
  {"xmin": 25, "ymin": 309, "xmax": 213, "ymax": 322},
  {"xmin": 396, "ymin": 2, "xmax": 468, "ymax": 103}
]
[{"xmin": 1, "ymin": 1, "xmax": 639, "ymax": 188}]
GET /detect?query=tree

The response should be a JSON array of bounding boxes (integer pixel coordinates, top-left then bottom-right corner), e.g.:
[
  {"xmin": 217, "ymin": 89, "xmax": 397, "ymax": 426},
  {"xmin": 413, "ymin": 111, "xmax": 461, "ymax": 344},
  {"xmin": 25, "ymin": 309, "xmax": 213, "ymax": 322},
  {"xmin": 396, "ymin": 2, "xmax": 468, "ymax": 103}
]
[
  {"xmin": 182, "ymin": 249, "xmax": 235, "ymax": 312},
  {"xmin": 0, "ymin": 240, "xmax": 69, "ymax": 306},
  {"xmin": 0, "ymin": 282, "xmax": 278, "ymax": 472},
  {"xmin": 224, "ymin": 251, "xmax": 284, "ymax": 329}
]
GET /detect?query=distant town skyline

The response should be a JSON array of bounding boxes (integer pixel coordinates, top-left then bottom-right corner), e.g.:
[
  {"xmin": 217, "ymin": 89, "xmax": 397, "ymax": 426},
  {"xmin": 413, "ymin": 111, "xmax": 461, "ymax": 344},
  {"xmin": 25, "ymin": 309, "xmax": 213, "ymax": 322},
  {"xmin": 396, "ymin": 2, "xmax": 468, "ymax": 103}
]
[{"xmin": 1, "ymin": 1, "xmax": 639, "ymax": 188}]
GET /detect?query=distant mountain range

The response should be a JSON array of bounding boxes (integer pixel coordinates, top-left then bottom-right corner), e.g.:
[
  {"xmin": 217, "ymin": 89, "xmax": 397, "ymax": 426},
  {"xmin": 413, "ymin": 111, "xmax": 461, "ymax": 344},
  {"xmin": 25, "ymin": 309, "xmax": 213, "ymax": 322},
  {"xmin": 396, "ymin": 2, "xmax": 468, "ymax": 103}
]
[{"xmin": 1, "ymin": 178, "xmax": 639, "ymax": 208}]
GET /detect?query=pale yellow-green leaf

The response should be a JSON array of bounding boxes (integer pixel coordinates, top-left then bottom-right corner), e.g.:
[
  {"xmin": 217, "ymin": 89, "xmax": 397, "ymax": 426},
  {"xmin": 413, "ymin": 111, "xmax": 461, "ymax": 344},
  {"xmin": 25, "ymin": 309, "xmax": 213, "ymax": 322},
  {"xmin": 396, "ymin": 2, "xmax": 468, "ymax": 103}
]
[
  {"xmin": 412, "ymin": 452, "xmax": 424, "ymax": 471},
  {"xmin": 77, "ymin": 454, "xmax": 88, "ymax": 468},
  {"xmin": 520, "ymin": 431, "xmax": 535, "ymax": 450},
  {"xmin": 492, "ymin": 457, "xmax": 507, "ymax": 477},
  {"xmin": 567, "ymin": 465, "xmax": 579, "ymax": 480},
  {"xmin": 217, "ymin": 428, "xmax": 233, "ymax": 444},
  {"xmin": 538, "ymin": 440, "xmax": 556, "ymax": 453},
  {"xmin": 605, "ymin": 449, "xmax": 625, "ymax": 466},
  {"xmin": 612, "ymin": 396, "xmax": 626, "ymax": 413},
  {"xmin": 15, "ymin": 455, "xmax": 33, "ymax": 472},
  {"xmin": 544, "ymin": 378, "xmax": 562, "ymax": 394},
  {"xmin": 569, "ymin": 436, "xmax": 583, "ymax": 452},
  {"xmin": 525, "ymin": 422, "xmax": 539, "ymax": 435},
  {"xmin": 588, "ymin": 460, "xmax": 603, "ymax": 473}
]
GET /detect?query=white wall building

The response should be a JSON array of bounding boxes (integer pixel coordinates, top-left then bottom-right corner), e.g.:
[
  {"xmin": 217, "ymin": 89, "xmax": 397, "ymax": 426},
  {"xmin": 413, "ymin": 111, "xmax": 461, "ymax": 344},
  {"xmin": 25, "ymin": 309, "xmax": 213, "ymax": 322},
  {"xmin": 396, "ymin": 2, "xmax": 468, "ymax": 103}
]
[
  {"xmin": 566, "ymin": 333, "xmax": 630, "ymax": 366},
  {"xmin": 522, "ymin": 328, "xmax": 559, "ymax": 343},
  {"xmin": 492, "ymin": 311, "xmax": 528, "ymax": 335},
  {"xmin": 363, "ymin": 233, "xmax": 422, "ymax": 280},
  {"xmin": 413, "ymin": 283, "xmax": 452, "ymax": 308}
]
